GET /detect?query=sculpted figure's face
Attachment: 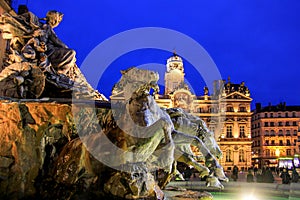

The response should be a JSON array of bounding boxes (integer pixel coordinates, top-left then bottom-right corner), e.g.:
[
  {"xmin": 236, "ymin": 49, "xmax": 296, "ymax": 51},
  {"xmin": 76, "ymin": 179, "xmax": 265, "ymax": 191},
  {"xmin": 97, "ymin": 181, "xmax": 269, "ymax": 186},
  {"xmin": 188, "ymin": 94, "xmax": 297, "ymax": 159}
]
[{"xmin": 46, "ymin": 11, "xmax": 63, "ymax": 28}]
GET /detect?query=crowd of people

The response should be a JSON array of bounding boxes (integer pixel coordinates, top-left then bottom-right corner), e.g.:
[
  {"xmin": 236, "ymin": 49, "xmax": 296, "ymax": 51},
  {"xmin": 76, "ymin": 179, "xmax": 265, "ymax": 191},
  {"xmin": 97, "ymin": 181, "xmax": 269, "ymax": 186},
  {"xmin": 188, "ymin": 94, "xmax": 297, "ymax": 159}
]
[
  {"xmin": 231, "ymin": 165, "xmax": 299, "ymax": 184},
  {"xmin": 173, "ymin": 163, "xmax": 300, "ymax": 185}
]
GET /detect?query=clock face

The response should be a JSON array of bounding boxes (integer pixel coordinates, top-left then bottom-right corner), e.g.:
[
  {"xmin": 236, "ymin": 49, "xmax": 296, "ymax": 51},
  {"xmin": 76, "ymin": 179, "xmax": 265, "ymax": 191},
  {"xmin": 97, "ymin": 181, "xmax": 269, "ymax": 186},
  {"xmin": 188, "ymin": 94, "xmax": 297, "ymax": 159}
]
[{"xmin": 174, "ymin": 92, "xmax": 191, "ymax": 111}]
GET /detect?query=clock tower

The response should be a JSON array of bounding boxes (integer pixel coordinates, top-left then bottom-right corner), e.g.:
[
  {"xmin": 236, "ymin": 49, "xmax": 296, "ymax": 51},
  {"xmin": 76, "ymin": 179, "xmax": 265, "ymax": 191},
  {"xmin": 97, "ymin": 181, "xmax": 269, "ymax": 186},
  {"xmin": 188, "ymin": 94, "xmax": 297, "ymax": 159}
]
[{"xmin": 164, "ymin": 52, "xmax": 185, "ymax": 95}]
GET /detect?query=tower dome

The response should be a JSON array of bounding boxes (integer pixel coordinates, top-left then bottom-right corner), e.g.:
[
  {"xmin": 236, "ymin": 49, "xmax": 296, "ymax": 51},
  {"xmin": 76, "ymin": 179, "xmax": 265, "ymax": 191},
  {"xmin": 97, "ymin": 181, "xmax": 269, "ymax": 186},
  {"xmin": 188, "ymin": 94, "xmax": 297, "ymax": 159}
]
[{"xmin": 166, "ymin": 52, "xmax": 183, "ymax": 73}]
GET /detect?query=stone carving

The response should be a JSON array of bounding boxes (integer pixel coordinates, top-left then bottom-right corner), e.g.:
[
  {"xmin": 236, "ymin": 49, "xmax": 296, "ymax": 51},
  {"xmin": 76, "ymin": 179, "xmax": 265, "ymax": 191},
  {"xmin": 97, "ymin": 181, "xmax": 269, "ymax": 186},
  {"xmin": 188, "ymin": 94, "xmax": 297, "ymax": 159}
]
[
  {"xmin": 109, "ymin": 68, "xmax": 228, "ymax": 189},
  {"xmin": 0, "ymin": 8, "xmax": 106, "ymax": 100},
  {"xmin": 53, "ymin": 68, "xmax": 227, "ymax": 199},
  {"xmin": 166, "ymin": 107, "xmax": 228, "ymax": 188},
  {"xmin": 0, "ymin": 66, "xmax": 227, "ymax": 199},
  {"xmin": 0, "ymin": 7, "xmax": 227, "ymax": 199}
]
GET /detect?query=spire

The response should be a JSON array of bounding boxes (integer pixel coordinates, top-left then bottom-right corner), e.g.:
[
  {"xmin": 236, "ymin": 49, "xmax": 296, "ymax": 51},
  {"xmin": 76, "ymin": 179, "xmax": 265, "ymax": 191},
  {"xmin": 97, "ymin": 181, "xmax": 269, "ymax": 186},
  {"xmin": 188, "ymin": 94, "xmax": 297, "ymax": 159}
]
[{"xmin": 173, "ymin": 49, "xmax": 177, "ymax": 57}]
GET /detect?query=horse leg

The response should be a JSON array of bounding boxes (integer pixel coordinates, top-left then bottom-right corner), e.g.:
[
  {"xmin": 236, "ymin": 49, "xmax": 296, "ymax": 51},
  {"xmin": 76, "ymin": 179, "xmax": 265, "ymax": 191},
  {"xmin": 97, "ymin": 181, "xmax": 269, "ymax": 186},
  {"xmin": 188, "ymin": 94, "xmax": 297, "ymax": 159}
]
[
  {"xmin": 177, "ymin": 154, "xmax": 210, "ymax": 178},
  {"xmin": 158, "ymin": 160, "xmax": 177, "ymax": 189}
]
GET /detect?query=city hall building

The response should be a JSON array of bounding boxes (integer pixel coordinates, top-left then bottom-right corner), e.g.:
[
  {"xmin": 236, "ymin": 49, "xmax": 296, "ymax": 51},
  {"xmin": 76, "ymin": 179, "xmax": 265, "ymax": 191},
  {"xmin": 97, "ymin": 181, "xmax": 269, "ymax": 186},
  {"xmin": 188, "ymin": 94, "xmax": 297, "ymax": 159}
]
[{"xmin": 153, "ymin": 53, "xmax": 253, "ymax": 171}]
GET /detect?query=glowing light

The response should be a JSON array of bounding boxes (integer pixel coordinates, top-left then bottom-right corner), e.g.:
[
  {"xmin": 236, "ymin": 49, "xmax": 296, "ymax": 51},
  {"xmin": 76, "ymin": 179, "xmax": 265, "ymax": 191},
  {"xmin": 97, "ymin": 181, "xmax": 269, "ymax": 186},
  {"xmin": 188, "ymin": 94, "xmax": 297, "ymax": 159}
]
[
  {"xmin": 275, "ymin": 149, "xmax": 280, "ymax": 157},
  {"xmin": 242, "ymin": 194, "xmax": 258, "ymax": 200}
]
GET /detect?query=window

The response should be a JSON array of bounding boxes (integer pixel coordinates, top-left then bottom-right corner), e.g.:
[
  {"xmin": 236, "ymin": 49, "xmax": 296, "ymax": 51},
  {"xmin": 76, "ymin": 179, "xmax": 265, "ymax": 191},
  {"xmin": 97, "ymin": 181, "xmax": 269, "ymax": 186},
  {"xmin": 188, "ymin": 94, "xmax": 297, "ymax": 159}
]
[
  {"xmin": 265, "ymin": 130, "xmax": 269, "ymax": 136},
  {"xmin": 286, "ymin": 122, "xmax": 290, "ymax": 126},
  {"xmin": 265, "ymin": 122, "xmax": 269, "ymax": 127},
  {"xmin": 239, "ymin": 149, "xmax": 245, "ymax": 162},
  {"xmin": 265, "ymin": 140, "xmax": 269, "ymax": 145},
  {"xmin": 226, "ymin": 125, "xmax": 233, "ymax": 138},
  {"xmin": 286, "ymin": 130, "xmax": 290, "ymax": 136},
  {"xmin": 271, "ymin": 130, "xmax": 275, "ymax": 136},
  {"xmin": 265, "ymin": 113, "xmax": 268, "ymax": 118},
  {"xmin": 271, "ymin": 150, "xmax": 275, "ymax": 156},
  {"xmin": 293, "ymin": 112, "xmax": 296, "ymax": 117},
  {"xmin": 278, "ymin": 122, "xmax": 282, "ymax": 126},
  {"xmin": 294, "ymin": 139, "xmax": 297, "ymax": 146},
  {"xmin": 266, "ymin": 149, "xmax": 270, "ymax": 156},
  {"xmin": 279, "ymin": 140, "xmax": 283, "ymax": 146},
  {"xmin": 270, "ymin": 113, "xmax": 273, "ymax": 117},
  {"xmin": 240, "ymin": 126, "xmax": 245, "ymax": 138},
  {"xmin": 226, "ymin": 149, "xmax": 232, "ymax": 162},
  {"xmin": 271, "ymin": 140, "xmax": 275, "ymax": 145},
  {"xmin": 278, "ymin": 113, "xmax": 281, "ymax": 118},
  {"xmin": 287, "ymin": 140, "xmax": 291, "ymax": 146},
  {"xmin": 286, "ymin": 112, "xmax": 289, "ymax": 117},
  {"xmin": 240, "ymin": 107, "xmax": 246, "ymax": 112},
  {"xmin": 293, "ymin": 121, "xmax": 297, "ymax": 126},
  {"xmin": 278, "ymin": 130, "xmax": 283, "ymax": 136},
  {"xmin": 287, "ymin": 149, "xmax": 291, "ymax": 156},
  {"xmin": 227, "ymin": 106, "xmax": 234, "ymax": 112},
  {"xmin": 294, "ymin": 130, "xmax": 298, "ymax": 136}
]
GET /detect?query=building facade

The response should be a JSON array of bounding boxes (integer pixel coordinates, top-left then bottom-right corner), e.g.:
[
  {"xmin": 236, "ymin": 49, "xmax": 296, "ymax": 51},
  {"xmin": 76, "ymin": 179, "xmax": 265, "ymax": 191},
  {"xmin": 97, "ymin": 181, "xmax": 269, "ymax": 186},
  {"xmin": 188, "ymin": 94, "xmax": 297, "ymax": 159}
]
[
  {"xmin": 155, "ymin": 53, "xmax": 253, "ymax": 171},
  {"xmin": 251, "ymin": 103, "xmax": 300, "ymax": 168}
]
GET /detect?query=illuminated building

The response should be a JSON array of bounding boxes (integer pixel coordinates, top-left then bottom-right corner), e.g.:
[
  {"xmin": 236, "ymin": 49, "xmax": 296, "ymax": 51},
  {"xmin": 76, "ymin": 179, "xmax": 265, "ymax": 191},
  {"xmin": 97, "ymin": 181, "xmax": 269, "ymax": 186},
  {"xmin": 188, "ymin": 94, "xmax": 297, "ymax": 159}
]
[
  {"xmin": 251, "ymin": 102, "xmax": 300, "ymax": 168},
  {"xmin": 155, "ymin": 53, "xmax": 253, "ymax": 171}
]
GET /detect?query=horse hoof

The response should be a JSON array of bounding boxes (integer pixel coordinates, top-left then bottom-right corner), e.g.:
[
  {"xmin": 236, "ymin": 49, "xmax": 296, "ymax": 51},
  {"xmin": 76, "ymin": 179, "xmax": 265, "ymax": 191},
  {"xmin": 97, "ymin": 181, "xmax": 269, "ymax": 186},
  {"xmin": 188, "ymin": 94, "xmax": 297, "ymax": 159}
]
[
  {"xmin": 199, "ymin": 170, "xmax": 210, "ymax": 178},
  {"xmin": 214, "ymin": 167, "xmax": 228, "ymax": 182},
  {"xmin": 206, "ymin": 176, "xmax": 224, "ymax": 190}
]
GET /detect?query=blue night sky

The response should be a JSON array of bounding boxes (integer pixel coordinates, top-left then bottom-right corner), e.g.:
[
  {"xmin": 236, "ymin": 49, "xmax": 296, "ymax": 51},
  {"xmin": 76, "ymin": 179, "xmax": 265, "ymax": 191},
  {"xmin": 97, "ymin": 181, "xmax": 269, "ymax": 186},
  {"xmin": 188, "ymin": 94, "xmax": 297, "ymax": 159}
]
[{"xmin": 14, "ymin": 0, "xmax": 300, "ymax": 108}]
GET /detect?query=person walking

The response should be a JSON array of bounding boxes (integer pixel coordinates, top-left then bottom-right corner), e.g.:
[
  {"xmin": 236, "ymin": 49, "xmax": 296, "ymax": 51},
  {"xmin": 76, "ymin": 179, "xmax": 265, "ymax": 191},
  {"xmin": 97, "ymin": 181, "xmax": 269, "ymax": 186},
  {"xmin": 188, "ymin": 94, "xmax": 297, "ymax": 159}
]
[
  {"xmin": 246, "ymin": 169, "xmax": 254, "ymax": 182},
  {"xmin": 256, "ymin": 169, "xmax": 263, "ymax": 183},
  {"xmin": 280, "ymin": 168, "xmax": 291, "ymax": 184},
  {"xmin": 262, "ymin": 167, "xmax": 274, "ymax": 183},
  {"xmin": 232, "ymin": 165, "xmax": 239, "ymax": 181},
  {"xmin": 291, "ymin": 168, "xmax": 299, "ymax": 183}
]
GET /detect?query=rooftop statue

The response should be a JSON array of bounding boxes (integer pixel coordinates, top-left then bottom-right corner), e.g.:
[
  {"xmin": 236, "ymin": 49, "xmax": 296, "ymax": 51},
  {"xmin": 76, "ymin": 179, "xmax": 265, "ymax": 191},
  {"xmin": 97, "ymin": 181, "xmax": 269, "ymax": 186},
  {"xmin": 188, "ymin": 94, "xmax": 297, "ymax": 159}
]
[{"xmin": 0, "ymin": 7, "xmax": 107, "ymax": 100}]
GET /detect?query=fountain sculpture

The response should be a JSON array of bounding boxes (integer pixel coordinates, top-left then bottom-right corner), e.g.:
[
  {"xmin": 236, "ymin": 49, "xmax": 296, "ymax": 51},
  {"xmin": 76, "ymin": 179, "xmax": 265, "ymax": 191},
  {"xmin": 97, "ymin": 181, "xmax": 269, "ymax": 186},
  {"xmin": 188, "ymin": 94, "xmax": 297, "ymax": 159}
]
[{"xmin": 0, "ymin": 7, "xmax": 227, "ymax": 199}]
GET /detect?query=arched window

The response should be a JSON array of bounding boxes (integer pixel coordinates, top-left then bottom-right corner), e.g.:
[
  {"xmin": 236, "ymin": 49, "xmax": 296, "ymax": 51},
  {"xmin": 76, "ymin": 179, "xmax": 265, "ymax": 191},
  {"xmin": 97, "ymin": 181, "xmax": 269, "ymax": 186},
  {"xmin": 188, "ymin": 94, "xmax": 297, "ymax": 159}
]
[
  {"xmin": 239, "ymin": 106, "xmax": 246, "ymax": 112},
  {"xmin": 227, "ymin": 105, "xmax": 234, "ymax": 112},
  {"xmin": 226, "ymin": 149, "xmax": 232, "ymax": 162}
]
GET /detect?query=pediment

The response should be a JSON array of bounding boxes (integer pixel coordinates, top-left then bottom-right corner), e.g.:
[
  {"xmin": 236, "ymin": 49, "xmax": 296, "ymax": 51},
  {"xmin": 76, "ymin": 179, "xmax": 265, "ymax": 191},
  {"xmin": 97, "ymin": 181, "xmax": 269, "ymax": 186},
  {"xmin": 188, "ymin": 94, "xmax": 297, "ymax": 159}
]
[{"xmin": 222, "ymin": 91, "xmax": 252, "ymax": 101}]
